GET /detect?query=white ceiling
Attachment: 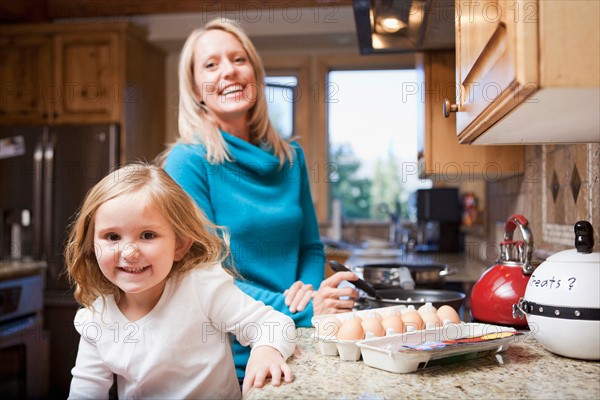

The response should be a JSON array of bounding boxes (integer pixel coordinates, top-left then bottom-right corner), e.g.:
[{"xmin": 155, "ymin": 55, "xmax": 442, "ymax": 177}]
[{"xmin": 134, "ymin": 5, "xmax": 358, "ymax": 53}]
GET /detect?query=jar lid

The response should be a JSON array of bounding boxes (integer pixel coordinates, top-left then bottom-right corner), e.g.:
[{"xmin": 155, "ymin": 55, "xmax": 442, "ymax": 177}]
[{"xmin": 546, "ymin": 248, "xmax": 600, "ymax": 264}]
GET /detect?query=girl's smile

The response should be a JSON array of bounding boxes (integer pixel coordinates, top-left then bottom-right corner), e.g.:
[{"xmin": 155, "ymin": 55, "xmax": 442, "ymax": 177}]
[{"xmin": 93, "ymin": 191, "xmax": 189, "ymax": 313}]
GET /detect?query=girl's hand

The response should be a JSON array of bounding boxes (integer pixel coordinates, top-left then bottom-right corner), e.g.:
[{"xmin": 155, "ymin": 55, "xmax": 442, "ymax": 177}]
[
  {"xmin": 242, "ymin": 346, "xmax": 292, "ymax": 395},
  {"xmin": 312, "ymin": 271, "xmax": 359, "ymax": 315},
  {"xmin": 283, "ymin": 281, "xmax": 314, "ymax": 313}
]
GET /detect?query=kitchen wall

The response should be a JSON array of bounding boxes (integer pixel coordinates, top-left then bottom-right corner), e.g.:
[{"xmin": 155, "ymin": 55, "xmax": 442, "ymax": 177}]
[{"xmin": 487, "ymin": 143, "xmax": 600, "ymax": 259}]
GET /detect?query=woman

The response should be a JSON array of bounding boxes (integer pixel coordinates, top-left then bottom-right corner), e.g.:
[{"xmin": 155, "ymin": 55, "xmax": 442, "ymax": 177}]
[{"xmin": 162, "ymin": 18, "xmax": 359, "ymax": 380}]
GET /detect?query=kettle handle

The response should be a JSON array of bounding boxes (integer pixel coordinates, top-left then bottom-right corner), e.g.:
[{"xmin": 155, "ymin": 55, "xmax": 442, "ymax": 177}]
[{"xmin": 502, "ymin": 214, "xmax": 534, "ymax": 275}]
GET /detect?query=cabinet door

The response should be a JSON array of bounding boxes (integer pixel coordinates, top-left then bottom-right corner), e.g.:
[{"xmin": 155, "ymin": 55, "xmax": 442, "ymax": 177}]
[
  {"xmin": 455, "ymin": 0, "xmax": 539, "ymax": 143},
  {"xmin": 418, "ymin": 51, "xmax": 524, "ymax": 178},
  {"xmin": 0, "ymin": 35, "xmax": 52, "ymax": 125},
  {"xmin": 53, "ymin": 32, "xmax": 119, "ymax": 123}
]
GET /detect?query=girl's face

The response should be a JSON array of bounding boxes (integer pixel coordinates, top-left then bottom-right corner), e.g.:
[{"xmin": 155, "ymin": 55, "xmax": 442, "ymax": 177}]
[
  {"xmin": 93, "ymin": 192, "xmax": 189, "ymax": 305},
  {"xmin": 192, "ymin": 29, "xmax": 258, "ymax": 126}
]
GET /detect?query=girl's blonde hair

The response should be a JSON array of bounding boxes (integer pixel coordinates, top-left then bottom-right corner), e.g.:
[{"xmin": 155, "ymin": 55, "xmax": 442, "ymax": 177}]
[
  {"xmin": 65, "ymin": 163, "xmax": 231, "ymax": 308},
  {"xmin": 174, "ymin": 18, "xmax": 294, "ymax": 166}
]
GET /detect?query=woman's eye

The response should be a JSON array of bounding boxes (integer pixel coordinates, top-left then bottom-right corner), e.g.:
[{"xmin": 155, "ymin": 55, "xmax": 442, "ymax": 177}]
[
  {"xmin": 205, "ymin": 62, "xmax": 215, "ymax": 69},
  {"xmin": 141, "ymin": 232, "xmax": 157, "ymax": 240},
  {"xmin": 105, "ymin": 233, "xmax": 120, "ymax": 241},
  {"xmin": 235, "ymin": 57, "xmax": 245, "ymax": 63}
]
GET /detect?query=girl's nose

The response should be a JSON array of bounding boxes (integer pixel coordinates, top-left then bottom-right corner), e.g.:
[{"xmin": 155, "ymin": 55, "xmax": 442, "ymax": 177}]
[{"xmin": 122, "ymin": 243, "xmax": 139, "ymax": 262}]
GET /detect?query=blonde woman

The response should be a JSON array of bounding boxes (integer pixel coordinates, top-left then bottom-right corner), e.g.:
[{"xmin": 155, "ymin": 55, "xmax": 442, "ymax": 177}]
[
  {"xmin": 65, "ymin": 164, "xmax": 295, "ymax": 399},
  {"xmin": 162, "ymin": 18, "xmax": 359, "ymax": 380}
]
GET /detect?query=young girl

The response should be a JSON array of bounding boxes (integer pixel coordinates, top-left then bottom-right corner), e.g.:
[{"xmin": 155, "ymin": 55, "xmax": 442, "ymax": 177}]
[{"xmin": 65, "ymin": 164, "xmax": 296, "ymax": 399}]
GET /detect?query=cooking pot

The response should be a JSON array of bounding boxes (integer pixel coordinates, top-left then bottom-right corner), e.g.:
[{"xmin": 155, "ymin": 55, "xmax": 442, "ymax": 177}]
[
  {"xmin": 513, "ymin": 221, "xmax": 600, "ymax": 360},
  {"xmin": 365, "ymin": 288, "xmax": 465, "ymax": 311},
  {"xmin": 470, "ymin": 214, "xmax": 535, "ymax": 327},
  {"xmin": 361, "ymin": 263, "xmax": 452, "ymax": 289}
]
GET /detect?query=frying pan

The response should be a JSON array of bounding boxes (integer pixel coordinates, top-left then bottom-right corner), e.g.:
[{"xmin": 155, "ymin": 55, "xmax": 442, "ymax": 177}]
[
  {"xmin": 329, "ymin": 261, "xmax": 465, "ymax": 310},
  {"xmin": 365, "ymin": 288, "xmax": 465, "ymax": 311},
  {"xmin": 361, "ymin": 263, "xmax": 453, "ymax": 289}
]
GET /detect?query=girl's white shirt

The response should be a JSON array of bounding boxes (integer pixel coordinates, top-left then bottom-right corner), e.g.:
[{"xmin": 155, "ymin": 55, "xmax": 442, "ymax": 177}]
[{"xmin": 68, "ymin": 263, "xmax": 296, "ymax": 399}]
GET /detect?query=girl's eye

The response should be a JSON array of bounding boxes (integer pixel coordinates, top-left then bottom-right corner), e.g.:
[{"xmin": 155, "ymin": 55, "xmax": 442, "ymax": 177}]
[
  {"xmin": 205, "ymin": 62, "xmax": 215, "ymax": 69},
  {"xmin": 235, "ymin": 57, "xmax": 245, "ymax": 63},
  {"xmin": 105, "ymin": 233, "xmax": 120, "ymax": 241},
  {"xmin": 141, "ymin": 232, "xmax": 157, "ymax": 240}
]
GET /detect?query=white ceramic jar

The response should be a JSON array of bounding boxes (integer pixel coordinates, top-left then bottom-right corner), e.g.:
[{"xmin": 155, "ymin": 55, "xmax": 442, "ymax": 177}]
[{"xmin": 514, "ymin": 221, "xmax": 600, "ymax": 360}]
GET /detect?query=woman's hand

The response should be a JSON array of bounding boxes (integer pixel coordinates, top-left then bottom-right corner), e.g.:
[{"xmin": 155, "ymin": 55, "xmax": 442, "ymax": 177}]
[
  {"xmin": 312, "ymin": 271, "xmax": 359, "ymax": 315},
  {"xmin": 283, "ymin": 281, "xmax": 315, "ymax": 313},
  {"xmin": 242, "ymin": 346, "xmax": 292, "ymax": 395}
]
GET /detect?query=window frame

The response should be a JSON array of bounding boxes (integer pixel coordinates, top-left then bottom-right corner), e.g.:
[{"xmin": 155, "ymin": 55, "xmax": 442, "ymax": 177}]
[{"xmin": 264, "ymin": 52, "xmax": 415, "ymax": 224}]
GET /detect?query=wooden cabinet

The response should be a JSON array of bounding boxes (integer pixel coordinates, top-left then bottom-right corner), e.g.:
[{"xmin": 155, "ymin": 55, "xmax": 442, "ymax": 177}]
[
  {"xmin": 0, "ymin": 22, "xmax": 165, "ymax": 162},
  {"xmin": 453, "ymin": 0, "xmax": 599, "ymax": 144},
  {"xmin": 53, "ymin": 32, "xmax": 120, "ymax": 124},
  {"xmin": 0, "ymin": 35, "xmax": 52, "ymax": 124},
  {"xmin": 417, "ymin": 50, "xmax": 524, "ymax": 179}
]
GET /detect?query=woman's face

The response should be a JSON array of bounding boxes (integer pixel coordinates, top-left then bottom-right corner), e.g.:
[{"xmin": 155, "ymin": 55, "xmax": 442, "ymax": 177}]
[{"xmin": 192, "ymin": 29, "xmax": 258, "ymax": 126}]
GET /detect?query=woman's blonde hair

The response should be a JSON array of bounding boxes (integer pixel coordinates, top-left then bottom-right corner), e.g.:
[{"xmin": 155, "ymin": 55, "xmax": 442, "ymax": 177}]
[
  {"xmin": 175, "ymin": 18, "xmax": 294, "ymax": 166},
  {"xmin": 65, "ymin": 163, "xmax": 231, "ymax": 308}
]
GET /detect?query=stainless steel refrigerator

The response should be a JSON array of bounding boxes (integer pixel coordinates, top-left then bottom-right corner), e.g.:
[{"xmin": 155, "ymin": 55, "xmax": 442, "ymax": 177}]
[{"xmin": 1, "ymin": 124, "xmax": 119, "ymax": 288}]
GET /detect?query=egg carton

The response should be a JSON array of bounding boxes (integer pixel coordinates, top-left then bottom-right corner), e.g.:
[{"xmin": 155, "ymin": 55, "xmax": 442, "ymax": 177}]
[
  {"xmin": 357, "ymin": 323, "xmax": 518, "ymax": 373},
  {"xmin": 311, "ymin": 305, "xmax": 459, "ymax": 361}
]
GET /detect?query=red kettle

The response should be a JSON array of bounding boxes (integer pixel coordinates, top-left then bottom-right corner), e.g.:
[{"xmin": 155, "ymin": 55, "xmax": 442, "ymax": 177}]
[{"xmin": 470, "ymin": 214, "xmax": 535, "ymax": 327}]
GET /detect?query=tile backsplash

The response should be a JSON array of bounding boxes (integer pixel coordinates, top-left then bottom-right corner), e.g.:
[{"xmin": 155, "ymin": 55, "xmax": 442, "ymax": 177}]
[{"xmin": 488, "ymin": 143, "xmax": 600, "ymax": 257}]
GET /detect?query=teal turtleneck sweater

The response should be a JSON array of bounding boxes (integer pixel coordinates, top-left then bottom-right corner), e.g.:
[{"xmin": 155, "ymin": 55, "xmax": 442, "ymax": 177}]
[{"xmin": 164, "ymin": 131, "xmax": 325, "ymax": 378}]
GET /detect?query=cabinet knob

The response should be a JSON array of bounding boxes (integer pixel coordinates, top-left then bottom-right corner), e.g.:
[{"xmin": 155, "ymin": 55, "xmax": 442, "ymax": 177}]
[{"xmin": 443, "ymin": 99, "xmax": 458, "ymax": 118}]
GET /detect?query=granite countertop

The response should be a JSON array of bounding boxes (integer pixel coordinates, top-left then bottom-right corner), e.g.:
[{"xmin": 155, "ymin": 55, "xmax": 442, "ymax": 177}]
[
  {"xmin": 0, "ymin": 259, "xmax": 47, "ymax": 280},
  {"xmin": 246, "ymin": 328, "xmax": 600, "ymax": 399}
]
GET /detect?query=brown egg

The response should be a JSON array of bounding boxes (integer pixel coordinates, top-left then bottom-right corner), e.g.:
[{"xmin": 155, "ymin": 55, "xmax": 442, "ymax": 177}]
[
  {"xmin": 337, "ymin": 318, "xmax": 365, "ymax": 340},
  {"xmin": 437, "ymin": 305, "xmax": 461, "ymax": 324},
  {"xmin": 401, "ymin": 310, "xmax": 424, "ymax": 332},
  {"xmin": 361, "ymin": 317, "xmax": 385, "ymax": 337},
  {"xmin": 315, "ymin": 316, "xmax": 341, "ymax": 337},
  {"xmin": 420, "ymin": 311, "xmax": 442, "ymax": 329},
  {"xmin": 381, "ymin": 314, "xmax": 405, "ymax": 335}
]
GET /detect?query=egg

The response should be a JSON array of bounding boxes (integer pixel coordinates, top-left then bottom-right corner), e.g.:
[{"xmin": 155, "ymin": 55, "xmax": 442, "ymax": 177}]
[
  {"xmin": 437, "ymin": 305, "xmax": 461, "ymax": 325},
  {"xmin": 420, "ymin": 311, "xmax": 442, "ymax": 329},
  {"xmin": 401, "ymin": 310, "xmax": 424, "ymax": 332},
  {"xmin": 337, "ymin": 318, "xmax": 365, "ymax": 340},
  {"xmin": 361, "ymin": 317, "xmax": 385, "ymax": 337},
  {"xmin": 315, "ymin": 316, "xmax": 341, "ymax": 337},
  {"xmin": 381, "ymin": 314, "xmax": 405, "ymax": 335},
  {"xmin": 418, "ymin": 302, "xmax": 437, "ymax": 315}
]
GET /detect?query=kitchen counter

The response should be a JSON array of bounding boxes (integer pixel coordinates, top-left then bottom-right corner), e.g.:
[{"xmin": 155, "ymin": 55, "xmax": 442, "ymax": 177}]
[
  {"xmin": 246, "ymin": 328, "xmax": 600, "ymax": 399},
  {"xmin": 0, "ymin": 260, "xmax": 47, "ymax": 280}
]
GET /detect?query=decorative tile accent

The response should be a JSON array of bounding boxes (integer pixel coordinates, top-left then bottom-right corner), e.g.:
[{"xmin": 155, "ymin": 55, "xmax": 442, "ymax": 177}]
[
  {"xmin": 542, "ymin": 144, "xmax": 596, "ymax": 248},
  {"xmin": 551, "ymin": 170, "xmax": 560, "ymax": 203},
  {"xmin": 570, "ymin": 164, "xmax": 581, "ymax": 203}
]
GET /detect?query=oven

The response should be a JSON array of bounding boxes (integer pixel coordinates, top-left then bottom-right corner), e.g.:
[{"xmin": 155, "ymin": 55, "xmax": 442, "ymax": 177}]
[{"xmin": 0, "ymin": 273, "xmax": 49, "ymax": 399}]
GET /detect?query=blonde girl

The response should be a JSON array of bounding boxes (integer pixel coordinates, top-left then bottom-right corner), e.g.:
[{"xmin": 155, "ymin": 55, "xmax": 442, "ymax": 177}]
[{"xmin": 66, "ymin": 164, "xmax": 295, "ymax": 399}]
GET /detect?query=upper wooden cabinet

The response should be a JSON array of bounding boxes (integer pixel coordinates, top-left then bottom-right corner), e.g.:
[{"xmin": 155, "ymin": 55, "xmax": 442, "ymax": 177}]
[
  {"xmin": 0, "ymin": 35, "xmax": 52, "ymax": 124},
  {"xmin": 0, "ymin": 22, "xmax": 165, "ymax": 162},
  {"xmin": 53, "ymin": 32, "xmax": 120, "ymax": 124},
  {"xmin": 417, "ymin": 51, "xmax": 524, "ymax": 179},
  {"xmin": 452, "ymin": 0, "xmax": 599, "ymax": 144}
]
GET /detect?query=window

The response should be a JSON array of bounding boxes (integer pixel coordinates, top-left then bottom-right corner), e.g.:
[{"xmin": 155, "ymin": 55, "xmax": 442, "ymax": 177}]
[
  {"xmin": 265, "ymin": 76, "xmax": 297, "ymax": 139},
  {"xmin": 327, "ymin": 69, "xmax": 431, "ymax": 221}
]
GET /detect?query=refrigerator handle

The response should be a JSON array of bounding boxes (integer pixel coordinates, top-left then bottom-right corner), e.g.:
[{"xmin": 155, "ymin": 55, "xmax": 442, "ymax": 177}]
[
  {"xmin": 33, "ymin": 135, "xmax": 44, "ymax": 260},
  {"xmin": 43, "ymin": 129, "xmax": 55, "ymax": 263}
]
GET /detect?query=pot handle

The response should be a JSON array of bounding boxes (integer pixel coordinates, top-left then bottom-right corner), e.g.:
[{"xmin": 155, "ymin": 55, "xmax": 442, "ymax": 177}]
[{"xmin": 502, "ymin": 214, "xmax": 534, "ymax": 275}]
